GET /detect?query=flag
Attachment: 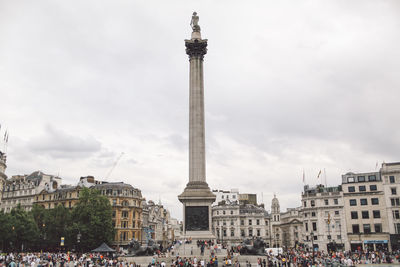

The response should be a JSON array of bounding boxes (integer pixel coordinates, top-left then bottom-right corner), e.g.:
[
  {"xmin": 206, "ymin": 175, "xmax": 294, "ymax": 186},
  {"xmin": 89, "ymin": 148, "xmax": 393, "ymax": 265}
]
[
  {"xmin": 375, "ymin": 162, "xmax": 378, "ymax": 170},
  {"xmin": 302, "ymin": 169, "xmax": 305, "ymax": 183},
  {"xmin": 327, "ymin": 213, "xmax": 331, "ymax": 225},
  {"xmin": 3, "ymin": 130, "xmax": 7, "ymax": 141},
  {"xmin": 6, "ymin": 132, "xmax": 8, "ymax": 143},
  {"xmin": 317, "ymin": 170, "xmax": 322, "ymax": 179}
]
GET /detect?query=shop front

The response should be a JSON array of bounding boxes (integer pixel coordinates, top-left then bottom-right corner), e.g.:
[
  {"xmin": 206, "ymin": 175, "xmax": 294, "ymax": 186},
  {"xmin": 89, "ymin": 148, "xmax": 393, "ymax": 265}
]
[{"xmin": 363, "ymin": 240, "xmax": 388, "ymax": 251}]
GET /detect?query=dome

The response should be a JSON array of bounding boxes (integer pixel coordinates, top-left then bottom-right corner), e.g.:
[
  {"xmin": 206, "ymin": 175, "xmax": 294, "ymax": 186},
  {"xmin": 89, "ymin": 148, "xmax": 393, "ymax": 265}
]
[{"xmin": 271, "ymin": 194, "xmax": 279, "ymax": 206}]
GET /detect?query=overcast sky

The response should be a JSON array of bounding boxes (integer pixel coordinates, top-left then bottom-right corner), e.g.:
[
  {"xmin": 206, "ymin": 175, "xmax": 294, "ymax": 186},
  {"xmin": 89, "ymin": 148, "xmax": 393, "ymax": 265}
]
[{"xmin": 1, "ymin": 0, "xmax": 399, "ymax": 220}]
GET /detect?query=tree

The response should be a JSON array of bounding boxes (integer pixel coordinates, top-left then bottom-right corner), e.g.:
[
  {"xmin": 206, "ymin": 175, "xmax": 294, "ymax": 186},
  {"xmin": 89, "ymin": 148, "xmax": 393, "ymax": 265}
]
[
  {"xmin": 72, "ymin": 188, "xmax": 114, "ymax": 251},
  {"xmin": 9, "ymin": 205, "xmax": 39, "ymax": 251}
]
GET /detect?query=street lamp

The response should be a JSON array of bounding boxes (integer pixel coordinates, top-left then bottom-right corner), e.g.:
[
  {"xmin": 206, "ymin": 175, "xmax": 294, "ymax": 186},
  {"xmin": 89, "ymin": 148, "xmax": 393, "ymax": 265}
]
[{"xmin": 310, "ymin": 232, "xmax": 315, "ymax": 264}]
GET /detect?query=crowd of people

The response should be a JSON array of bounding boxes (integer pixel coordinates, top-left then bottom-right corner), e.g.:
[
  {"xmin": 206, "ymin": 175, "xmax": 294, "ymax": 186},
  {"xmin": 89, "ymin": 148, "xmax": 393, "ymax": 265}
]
[
  {"xmin": 1, "ymin": 246, "xmax": 400, "ymax": 266},
  {"xmin": 0, "ymin": 252, "xmax": 141, "ymax": 267}
]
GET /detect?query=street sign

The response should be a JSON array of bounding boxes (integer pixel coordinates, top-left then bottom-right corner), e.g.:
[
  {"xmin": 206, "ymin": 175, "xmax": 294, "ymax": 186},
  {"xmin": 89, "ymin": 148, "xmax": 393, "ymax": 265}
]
[{"xmin": 61, "ymin": 237, "xmax": 65, "ymax": 246}]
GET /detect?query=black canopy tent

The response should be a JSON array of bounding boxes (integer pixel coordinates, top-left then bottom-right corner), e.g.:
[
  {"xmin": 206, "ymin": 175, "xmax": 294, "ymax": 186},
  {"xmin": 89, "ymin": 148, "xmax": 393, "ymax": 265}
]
[{"xmin": 91, "ymin": 242, "xmax": 116, "ymax": 253}]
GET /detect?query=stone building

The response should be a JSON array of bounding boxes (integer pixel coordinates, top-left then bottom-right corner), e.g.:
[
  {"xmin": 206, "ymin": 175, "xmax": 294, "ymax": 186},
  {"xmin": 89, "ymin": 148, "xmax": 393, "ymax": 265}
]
[
  {"xmin": 342, "ymin": 172, "xmax": 389, "ymax": 251},
  {"xmin": 279, "ymin": 207, "xmax": 303, "ymax": 248},
  {"xmin": 0, "ymin": 151, "xmax": 7, "ymax": 202},
  {"xmin": 212, "ymin": 189, "xmax": 239, "ymax": 205},
  {"xmin": 1, "ymin": 171, "xmax": 61, "ymax": 212},
  {"xmin": 381, "ymin": 162, "xmax": 400, "ymax": 250},
  {"xmin": 302, "ymin": 185, "xmax": 347, "ymax": 251},
  {"xmin": 142, "ymin": 200, "xmax": 172, "ymax": 247},
  {"xmin": 33, "ymin": 176, "xmax": 144, "ymax": 248},
  {"xmin": 212, "ymin": 199, "xmax": 271, "ymax": 245}
]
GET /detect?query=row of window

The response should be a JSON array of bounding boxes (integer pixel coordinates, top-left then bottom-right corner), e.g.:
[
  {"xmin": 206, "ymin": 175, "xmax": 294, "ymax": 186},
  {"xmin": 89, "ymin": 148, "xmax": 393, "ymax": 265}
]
[
  {"xmin": 348, "ymin": 185, "xmax": 377, "ymax": 192},
  {"xmin": 349, "ymin": 198, "xmax": 379, "ymax": 206},
  {"xmin": 350, "ymin": 210, "xmax": 381, "ymax": 219},
  {"xmin": 304, "ymin": 198, "xmax": 339, "ymax": 207},
  {"xmin": 347, "ymin": 175, "xmax": 378, "ymax": 183},
  {"xmin": 352, "ymin": 223, "xmax": 382, "ymax": 233},
  {"xmin": 305, "ymin": 210, "xmax": 340, "ymax": 218},
  {"xmin": 216, "ymin": 210, "xmax": 235, "ymax": 215}
]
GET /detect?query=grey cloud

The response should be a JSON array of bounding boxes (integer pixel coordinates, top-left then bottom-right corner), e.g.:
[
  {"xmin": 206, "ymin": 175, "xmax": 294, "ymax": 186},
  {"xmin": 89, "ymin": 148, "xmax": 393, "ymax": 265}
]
[{"xmin": 28, "ymin": 125, "xmax": 101, "ymax": 159}]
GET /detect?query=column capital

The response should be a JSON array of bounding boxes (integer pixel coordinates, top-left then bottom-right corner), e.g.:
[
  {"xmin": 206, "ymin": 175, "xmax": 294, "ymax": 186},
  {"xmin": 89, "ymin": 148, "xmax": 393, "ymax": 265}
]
[{"xmin": 185, "ymin": 39, "xmax": 207, "ymax": 60}]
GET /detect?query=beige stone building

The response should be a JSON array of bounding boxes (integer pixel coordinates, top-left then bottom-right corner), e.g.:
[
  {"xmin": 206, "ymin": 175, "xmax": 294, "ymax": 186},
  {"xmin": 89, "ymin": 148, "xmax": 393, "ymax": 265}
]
[
  {"xmin": 142, "ymin": 200, "xmax": 173, "ymax": 246},
  {"xmin": 34, "ymin": 176, "xmax": 144, "ymax": 248},
  {"xmin": 302, "ymin": 185, "xmax": 347, "ymax": 251},
  {"xmin": 279, "ymin": 207, "xmax": 303, "ymax": 248},
  {"xmin": 380, "ymin": 162, "xmax": 400, "ymax": 250},
  {"xmin": 342, "ymin": 171, "xmax": 390, "ymax": 251},
  {"xmin": 0, "ymin": 151, "xmax": 7, "ymax": 202},
  {"xmin": 1, "ymin": 171, "xmax": 61, "ymax": 212}
]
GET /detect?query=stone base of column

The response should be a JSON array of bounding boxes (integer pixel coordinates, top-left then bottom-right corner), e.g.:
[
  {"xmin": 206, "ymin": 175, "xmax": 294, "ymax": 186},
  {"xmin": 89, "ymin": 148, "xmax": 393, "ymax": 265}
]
[{"xmin": 178, "ymin": 183, "xmax": 216, "ymax": 240}]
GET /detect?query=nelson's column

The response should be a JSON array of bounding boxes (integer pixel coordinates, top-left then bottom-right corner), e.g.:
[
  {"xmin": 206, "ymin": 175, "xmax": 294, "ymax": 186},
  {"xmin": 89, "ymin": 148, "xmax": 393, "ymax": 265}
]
[{"xmin": 178, "ymin": 12, "xmax": 216, "ymax": 240}]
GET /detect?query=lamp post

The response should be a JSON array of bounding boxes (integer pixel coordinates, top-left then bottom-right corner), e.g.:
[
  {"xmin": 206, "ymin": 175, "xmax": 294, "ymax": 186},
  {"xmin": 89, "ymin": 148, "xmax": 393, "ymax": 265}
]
[
  {"xmin": 310, "ymin": 232, "xmax": 315, "ymax": 264},
  {"xmin": 77, "ymin": 231, "xmax": 81, "ymax": 253}
]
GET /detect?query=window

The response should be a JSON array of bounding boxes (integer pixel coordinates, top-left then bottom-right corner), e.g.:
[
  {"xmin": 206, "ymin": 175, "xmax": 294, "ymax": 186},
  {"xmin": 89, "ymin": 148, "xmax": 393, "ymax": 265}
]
[
  {"xmin": 390, "ymin": 176, "xmax": 395, "ymax": 183},
  {"xmin": 351, "ymin": 211, "xmax": 358, "ymax": 219},
  {"xmin": 256, "ymin": 219, "xmax": 260, "ymax": 225},
  {"xmin": 371, "ymin": 198, "xmax": 379, "ymax": 205},
  {"xmin": 362, "ymin": 211, "xmax": 369, "ymax": 219},
  {"xmin": 311, "ymin": 200, "xmax": 315, "ymax": 207},
  {"xmin": 230, "ymin": 210, "xmax": 233, "ymax": 215},
  {"xmin": 358, "ymin": 176, "xmax": 365, "ymax": 182},
  {"xmin": 348, "ymin": 186, "xmax": 355, "ymax": 192},
  {"xmin": 257, "ymin": 229, "xmax": 261, "ymax": 236},
  {"xmin": 393, "ymin": 210, "xmax": 400, "ymax": 219},
  {"xmin": 348, "ymin": 177, "xmax": 355, "ymax": 183},
  {"xmin": 334, "ymin": 199, "xmax": 338, "ymax": 205},
  {"xmin": 223, "ymin": 211, "xmax": 226, "ymax": 215},
  {"xmin": 350, "ymin": 199, "xmax": 357, "ymax": 206},
  {"xmin": 305, "ymin": 222, "xmax": 309, "ymax": 232},
  {"xmin": 122, "ymin": 211, "xmax": 129, "ymax": 218},
  {"xmin": 352, "ymin": 224, "xmax": 360, "ymax": 234},
  {"xmin": 335, "ymin": 210, "xmax": 340, "ymax": 215},
  {"xmin": 392, "ymin": 188, "xmax": 397, "ymax": 195},
  {"xmin": 373, "ymin": 210, "xmax": 381, "ymax": 218},
  {"xmin": 359, "ymin": 186, "xmax": 366, "ymax": 192},
  {"xmin": 368, "ymin": 175, "xmax": 377, "ymax": 181},
  {"xmin": 216, "ymin": 211, "xmax": 219, "ymax": 215},
  {"xmin": 122, "ymin": 221, "xmax": 128, "ymax": 228},
  {"xmin": 304, "ymin": 213, "xmax": 308, "ymax": 218},
  {"xmin": 232, "ymin": 195, "xmax": 236, "ymax": 199},
  {"xmin": 360, "ymin": 199, "xmax": 368, "ymax": 205},
  {"xmin": 374, "ymin": 224, "xmax": 382, "ymax": 233},
  {"xmin": 231, "ymin": 220, "xmax": 234, "ymax": 226},
  {"xmin": 241, "ymin": 220, "xmax": 244, "ymax": 226},
  {"xmin": 231, "ymin": 229, "xmax": 235, "ymax": 236},
  {"xmin": 223, "ymin": 229, "xmax": 227, "ymax": 237},
  {"xmin": 363, "ymin": 224, "xmax": 371, "ymax": 234},
  {"xmin": 112, "ymin": 199, "xmax": 117, "ymax": 206},
  {"xmin": 325, "ymin": 199, "xmax": 329, "ymax": 205},
  {"xmin": 396, "ymin": 223, "xmax": 400, "ymax": 234},
  {"xmin": 249, "ymin": 229, "xmax": 253, "ymax": 236},
  {"xmin": 312, "ymin": 222, "xmax": 317, "ymax": 231},
  {"xmin": 370, "ymin": 185, "xmax": 377, "ymax": 191},
  {"xmin": 249, "ymin": 219, "xmax": 252, "ymax": 225},
  {"xmin": 313, "ymin": 235, "xmax": 318, "ymax": 241},
  {"xmin": 241, "ymin": 230, "xmax": 245, "ymax": 237},
  {"xmin": 312, "ymin": 212, "xmax": 316, "ymax": 217},
  {"xmin": 304, "ymin": 201, "xmax": 307, "ymax": 207},
  {"xmin": 391, "ymin": 198, "xmax": 400, "ymax": 206}
]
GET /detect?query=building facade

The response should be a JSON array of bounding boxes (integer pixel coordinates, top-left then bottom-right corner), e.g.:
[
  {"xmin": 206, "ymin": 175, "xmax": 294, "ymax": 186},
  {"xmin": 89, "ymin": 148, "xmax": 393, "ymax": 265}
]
[
  {"xmin": 381, "ymin": 162, "xmax": 400, "ymax": 250},
  {"xmin": 279, "ymin": 207, "xmax": 303, "ymax": 248},
  {"xmin": 142, "ymin": 200, "xmax": 172, "ymax": 247},
  {"xmin": 1, "ymin": 171, "xmax": 61, "ymax": 212},
  {"xmin": 342, "ymin": 172, "xmax": 390, "ymax": 251},
  {"xmin": 0, "ymin": 151, "xmax": 6, "ymax": 202},
  {"xmin": 302, "ymin": 185, "xmax": 347, "ymax": 252},
  {"xmin": 33, "ymin": 176, "xmax": 144, "ymax": 248}
]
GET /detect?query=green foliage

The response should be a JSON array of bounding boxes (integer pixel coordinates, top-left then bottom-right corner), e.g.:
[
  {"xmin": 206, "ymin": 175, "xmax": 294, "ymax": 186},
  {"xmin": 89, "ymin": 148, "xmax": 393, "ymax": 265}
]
[
  {"xmin": 72, "ymin": 188, "xmax": 115, "ymax": 251},
  {"xmin": 0, "ymin": 188, "xmax": 115, "ymax": 252}
]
